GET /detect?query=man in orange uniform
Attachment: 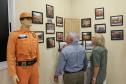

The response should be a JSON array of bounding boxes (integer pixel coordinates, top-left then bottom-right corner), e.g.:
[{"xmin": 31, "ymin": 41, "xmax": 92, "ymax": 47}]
[{"xmin": 7, "ymin": 12, "xmax": 39, "ymax": 84}]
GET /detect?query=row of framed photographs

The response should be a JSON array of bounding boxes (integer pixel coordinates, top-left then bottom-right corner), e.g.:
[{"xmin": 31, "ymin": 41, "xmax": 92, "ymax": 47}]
[
  {"xmin": 59, "ymin": 40, "xmax": 93, "ymax": 50},
  {"xmin": 32, "ymin": 4, "xmax": 54, "ymax": 22},
  {"xmin": 32, "ymin": 31, "xmax": 63, "ymax": 48},
  {"xmin": 82, "ymin": 7, "xmax": 123, "ymax": 27},
  {"xmin": 33, "ymin": 31, "xmax": 64, "ymax": 43},
  {"xmin": 82, "ymin": 30, "xmax": 124, "ymax": 40},
  {"xmin": 32, "ymin": 4, "xmax": 64, "ymax": 27},
  {"xmin": 46, "ymin": 4, "xmax": 64, "ymax": 27},
  {"xmin": 82, "ymin": 23, "xmax": 124, "ymax": 34},
  {"xmin": 95, "ymin": 7, "xmax": 124, "ymax": 27},
  {"xmin": 35, "ymin": 23, "xmax": 62, "ymax": 34},
  {"xmin": 32, "ymin": 11, "xmax": 63, "ymax": 27},
  {"xmin": 34, "ymin": 29, "xmax": 124, "ymax": 44},
  {"xmin": 32, "ymin": 7, "xmax": 122, "ymax": 27},
  {"xmin": 81, "ymin": 15, "xmax": 123, "ymax": 28},
  {"xmin": 47, "ymin": 31, "xmax": 124, "ymax": 49},
  {"xmin": 47, "ymin": 38, "xmax": 93, "ymax": 49}
]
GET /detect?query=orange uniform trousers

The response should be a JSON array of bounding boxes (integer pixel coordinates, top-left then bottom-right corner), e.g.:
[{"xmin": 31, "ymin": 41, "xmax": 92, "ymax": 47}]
[{"xmin": 16, "ymin": 62, "xmax": 39, "ymax": 84}]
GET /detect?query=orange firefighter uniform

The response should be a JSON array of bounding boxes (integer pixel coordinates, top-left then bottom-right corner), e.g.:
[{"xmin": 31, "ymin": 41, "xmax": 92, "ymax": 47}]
[{"xmin": 7, "ymin": 28, "xmax": 40, "ymax": 84}]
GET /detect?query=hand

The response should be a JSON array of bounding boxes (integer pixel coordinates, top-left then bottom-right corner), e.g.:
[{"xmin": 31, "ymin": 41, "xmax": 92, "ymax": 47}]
[
  {"xmin": 54, "ymin": 75, "xmax": 58, "ymax": 83},
  {"xmin": 91, "ymin": 78, "xmax": 96, "ymax": 84},
  {"xmin": 12, "ymin": 75, "xmax": 19, "ymax": 84}
]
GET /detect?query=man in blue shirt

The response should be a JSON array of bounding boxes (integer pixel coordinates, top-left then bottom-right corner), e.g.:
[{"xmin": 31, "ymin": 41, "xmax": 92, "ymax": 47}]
[{"xmin": 54, "ymin": 32, "xmax": 88, "ymax": 84}]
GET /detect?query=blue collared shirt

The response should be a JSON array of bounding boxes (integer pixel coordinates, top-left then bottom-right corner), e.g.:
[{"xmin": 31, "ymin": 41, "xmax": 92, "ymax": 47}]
[{"xmin": 55, "ymin": 42, "xmax": 88, "ymax": 76}]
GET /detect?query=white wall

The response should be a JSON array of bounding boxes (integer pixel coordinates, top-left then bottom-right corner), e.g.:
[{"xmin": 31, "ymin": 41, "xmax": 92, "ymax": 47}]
[
  {"xmin": 0, "ymin": 62, "xmax": 13, "ymax": 84},
  {"xmin": 0, "ymin": 0, "xmax": 71, "ymax": 84},
  {"xmin": 1, "ymin": 0, "xmax": 126, "ymax": 84},
  {"xmin": 0, "ymin": 69, "xmax": 13, "ymax": 84},
  {"xmin": 71, "ymin": 0, "xmax": 126, "ymax": 84}
]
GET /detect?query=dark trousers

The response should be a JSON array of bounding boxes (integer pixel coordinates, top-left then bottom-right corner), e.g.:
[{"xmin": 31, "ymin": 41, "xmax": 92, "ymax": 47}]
[{"xmin": 63, "ymin": 71, "xmax": 84, "ymax": 84}]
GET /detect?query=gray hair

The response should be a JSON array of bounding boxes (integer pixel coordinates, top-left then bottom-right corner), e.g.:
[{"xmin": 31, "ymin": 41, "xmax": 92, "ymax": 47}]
[
  {"xmin": 94, "ymin": 33, "xmax": 105, "ymax": 47},
  {"xmin": 68, "ymin": 32, "xmax": 79, "ymax": 43}
]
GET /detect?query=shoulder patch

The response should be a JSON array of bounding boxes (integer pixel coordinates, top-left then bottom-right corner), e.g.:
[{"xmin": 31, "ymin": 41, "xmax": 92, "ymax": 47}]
[{"xmin": 31, "ymin": 32, "xmax": 36, "ymax": 38}]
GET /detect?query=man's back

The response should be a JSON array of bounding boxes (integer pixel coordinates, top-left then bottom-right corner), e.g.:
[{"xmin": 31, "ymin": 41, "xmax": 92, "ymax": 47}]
[{"xmin": 61, "ymin": 42, "xmax": 87, "ymax": 72}]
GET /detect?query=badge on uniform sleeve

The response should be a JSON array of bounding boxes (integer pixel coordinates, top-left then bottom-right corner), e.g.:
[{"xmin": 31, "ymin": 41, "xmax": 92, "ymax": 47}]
[
  {"xmin": 32, "ymin": 32, "xmax": 36, "ymax": 38},
  {"xmin": 18, "ymin": 34, "xmax": 27, "ymax": 39}
]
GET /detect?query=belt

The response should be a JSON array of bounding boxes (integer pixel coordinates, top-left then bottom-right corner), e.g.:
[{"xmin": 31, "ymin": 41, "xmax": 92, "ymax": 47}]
[
  {"xmin": 64, "ymin": 68, "xmax": 84, "ymax": 74},
  {"xmin": 16, "ymin": 58, "xmax": 37, "ymax": 66}
]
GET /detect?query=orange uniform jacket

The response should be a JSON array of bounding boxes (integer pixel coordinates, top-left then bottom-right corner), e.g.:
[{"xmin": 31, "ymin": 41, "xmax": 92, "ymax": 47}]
[{"xmin": 7, "ymin": 28, "xmax": 40, "ymax": 76}]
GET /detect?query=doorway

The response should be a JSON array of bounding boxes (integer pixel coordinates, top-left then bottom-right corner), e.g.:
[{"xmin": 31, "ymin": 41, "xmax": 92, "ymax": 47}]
[
  {"xmin": 64, "ymin": 18, "xmax": 80, "ymax": 40},
  {"xmin": 0, "ymin": 0, "xmax": 9, "ymax": 62}
]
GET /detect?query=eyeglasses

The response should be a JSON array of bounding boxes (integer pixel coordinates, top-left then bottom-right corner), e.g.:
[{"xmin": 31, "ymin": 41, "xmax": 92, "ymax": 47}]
[{"xmin": 20, "ymin": 17, "xmax": 32, "ymax": 20}]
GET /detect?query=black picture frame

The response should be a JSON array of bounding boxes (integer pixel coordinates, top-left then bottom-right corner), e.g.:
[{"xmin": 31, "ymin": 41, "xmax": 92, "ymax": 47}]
[
  {"xmin": 46, "ymin": 23, "xmax": 55, "ymax": 34},
  {"xmin": 82, "ymin": 32, "xmax": 92, "ymax": 41},
  {"xmin": 32, "ymin": 11, "xmax": 43, "ymax": 24},
  {"xmin": 111, "ymin": 30, "xmax": 124, "ymax": 40},
  {"xmin": 95, "ymin": 24, "xmax": 106, "ymax": 33},
  {"xmin": 46, "ymin": 37, "xmax": 55, "ymax": 48},
  {"xmin": 56, "ymin": 16, "xmax": 63, "ymax": 27},
  {"xmin": 59, "ymin": 41, "xmax": 67, "ymax": 51},
  {"xmin": 56, "ymin": 32, "xmax": 64, "ymax": 41},
  {"xmin": 33, "ymin": 31, "xmax": 44, "ymax": 43},
  {"xmin": 110, "ymin": 15, "xmax": 123, "ymax": 26},
  {"xmin": 46, "ymin": 4, "xmax": 54, "ymax": 18},
  {"xmin": 85, "ymin": 41, "xmax": 93, "ymax": 50},
  {"xmin": 95, "ymin": 7, "xmax": 104, "ymax": 20},
  {"xmin": 81, "ymin": 18, "xmax": 91, "ymax": 27}
]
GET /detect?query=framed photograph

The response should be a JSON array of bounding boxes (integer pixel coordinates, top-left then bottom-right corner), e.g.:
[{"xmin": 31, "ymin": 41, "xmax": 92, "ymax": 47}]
[
  {"xmin": 46, "ymin": 23, "xmax": 55, "ymax": 34},
  {"xmin": 33, "ymin": 31, "xmax": 44, "ymax": 43},
  {"xmin": 95, "ymin": 24, "xmax": 106, "ymax": 33},
  {"xmin": 85, "ymin": 41, "xmax": 93, "ymax": 50},
  {"xmin": 95, "ymin": 7, "xmax": 104, "ymax": 20},
  {"xmin": 81, "ymin": 18, "xmax": 91, "ymax": 27},
  {"xmin": 82, "ymin": 32, "xmax": 92, "ymax": 41},
  {"xmin": 46, "ymin": 37, "xmax": 55, "ymax": 48},
  {"xmin": 56, "ymin": 32, "xmax": 64, "ymax": 41},
  {"xmin": 111, "ymin": 30, "xmax": 124, "ymax": 40},
  {"xmin": 56, "ymin": 16, "xmax": 63, "ymax": 27},
  {"xmin": 47, "ymin": 18, "xmax": 52, "ymax": 23},
  {"xmin": 59, "ymin": 41, "xmax": 67, "ymax": 51},
  {"xmin": 32, "ymin": 11, "xmax": 43, "ymax": 24},
  {"xmin": 46, "ymin": 4, "xmax": 54, "ymax": 18},
  {"xmin": 110, "ymin": 15, "xmax": 123, "ymax": 26}
]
